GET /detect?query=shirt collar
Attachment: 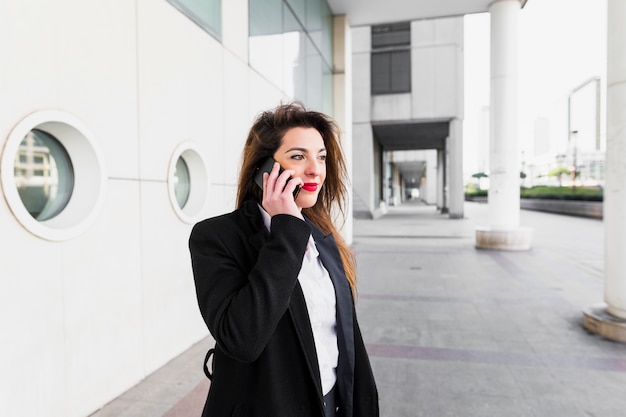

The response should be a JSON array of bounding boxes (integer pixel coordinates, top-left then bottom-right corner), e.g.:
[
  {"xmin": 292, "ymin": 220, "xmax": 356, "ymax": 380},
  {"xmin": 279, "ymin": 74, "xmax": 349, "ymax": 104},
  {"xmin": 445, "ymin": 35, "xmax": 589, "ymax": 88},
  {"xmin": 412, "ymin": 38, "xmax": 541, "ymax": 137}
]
[{"xmin": 258, "ymin": 203, "xmax": 272, "ymax": 232}]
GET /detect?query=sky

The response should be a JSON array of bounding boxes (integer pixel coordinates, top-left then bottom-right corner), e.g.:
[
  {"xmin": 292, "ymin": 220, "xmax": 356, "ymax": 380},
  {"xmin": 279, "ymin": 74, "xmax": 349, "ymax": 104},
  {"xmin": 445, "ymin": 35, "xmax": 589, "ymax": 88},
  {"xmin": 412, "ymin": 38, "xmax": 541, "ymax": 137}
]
[{"xmin": 463, "ymin": 0, "xmax": 607, "ymax": 178}]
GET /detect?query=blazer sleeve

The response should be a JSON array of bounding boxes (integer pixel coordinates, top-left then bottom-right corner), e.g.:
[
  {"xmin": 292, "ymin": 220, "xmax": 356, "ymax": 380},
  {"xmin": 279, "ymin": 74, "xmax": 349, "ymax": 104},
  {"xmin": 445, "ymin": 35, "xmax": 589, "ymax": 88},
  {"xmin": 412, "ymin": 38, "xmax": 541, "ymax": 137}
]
[{"xmin": 189, "ymin": 213, "xmax": 311, "ymax": 363}]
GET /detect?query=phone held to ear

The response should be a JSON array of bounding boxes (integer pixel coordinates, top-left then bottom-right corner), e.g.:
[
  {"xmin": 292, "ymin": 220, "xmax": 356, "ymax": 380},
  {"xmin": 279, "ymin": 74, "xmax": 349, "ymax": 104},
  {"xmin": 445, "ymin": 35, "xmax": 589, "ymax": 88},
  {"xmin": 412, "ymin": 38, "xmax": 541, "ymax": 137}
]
[{"xmin": 254, "ymin": 157, "xmax": 301, "ymax": 199}]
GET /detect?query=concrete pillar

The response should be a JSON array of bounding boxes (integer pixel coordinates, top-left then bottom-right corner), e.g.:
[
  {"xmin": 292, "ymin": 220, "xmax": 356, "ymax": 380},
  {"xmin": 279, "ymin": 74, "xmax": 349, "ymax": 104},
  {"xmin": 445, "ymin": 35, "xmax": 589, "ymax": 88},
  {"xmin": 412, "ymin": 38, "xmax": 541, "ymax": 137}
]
[
  {"xmin": 423, "ymin": 150, "xmax": 437, "ymax": 205},
  {"xmin": 475, "ymin": 0, "xmax": 532, "ymax": 250},
  {"xmin": 583, "ymin": 0, "xmax": 626, "ymax": 342},
  {"xmin": 448, "ymin": 118, "xmax": 464, "ymax": 218},
  {"xmin": 333, "ymin": 15, "xmax": 353, "ymax": 243},
  {"xmin": 382, "ymin": 152, "xmax": 391, "ymax": 205},
  {"xmin": 436, "ymin": 149, "xmax": 446, "ymax": 212},
  {"xmin": 351, "ymin": 26, "xmax": 377, "ymax": 219}
]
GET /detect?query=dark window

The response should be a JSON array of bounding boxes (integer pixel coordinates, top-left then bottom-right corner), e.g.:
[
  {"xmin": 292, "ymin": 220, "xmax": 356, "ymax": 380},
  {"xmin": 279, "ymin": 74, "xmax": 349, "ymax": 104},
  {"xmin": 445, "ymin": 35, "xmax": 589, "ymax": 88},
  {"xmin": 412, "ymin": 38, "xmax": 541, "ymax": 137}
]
[
  {"xmin": 372, "ymin": 22, "xmax": 410, "ymax": 48},
  {"xmin": 371, "ymin": 22, "xmax": 411, "ymax": 95}
]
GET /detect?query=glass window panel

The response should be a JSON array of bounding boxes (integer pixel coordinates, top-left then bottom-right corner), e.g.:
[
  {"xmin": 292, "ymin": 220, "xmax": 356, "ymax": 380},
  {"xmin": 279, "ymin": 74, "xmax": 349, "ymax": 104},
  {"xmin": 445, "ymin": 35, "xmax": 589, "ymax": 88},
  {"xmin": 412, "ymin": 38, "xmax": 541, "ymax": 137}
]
[
  {"xmin": 320, "ymin": 0, "xmax": 333, "ymax": 65},
  {"xmin": 174, "ymin": 156, "xmax": 191, "ymax": 208},
  {"xmin": 306, "ymin": 0, "xmax": 322, "ymax": 56},
  {"xmin": 305, "ymin": 38, "xmax": 323, "ymax": 110},
  {"xmin": 249, "ymin": 0, "xmax": 285, "ymax": 89},
  {"xmin": 371, "ymin": 52, "xmax": 391, "ymax": 94},
  {"xmin": 283, "ymin": 5, "xmax": 306, "ymax": 99},
  {"xmin": 248, "ymin": 0, "xmax": 283, "ymax": 36},
  {"xmin": 391, "ymin": 50, "xmax": 411, "ymax": 93},
  {"xmin": 167, "ymin": 0, "xmax": 222, "ymax": 41},
  {"xmin": 322, "ymin": 63, "xmax": 333, "ymax": 115},
  {"xmin": 248, "ymin": 0, "xmax": 333, "ymax": 107},
  {"xmin": 249, "ymin": 0, "xmax": 282, "ymax": 36},
  {"xmin": 14, "ymin": 129, "xmax": 74, "ymax": 221},
  {"xmin": 371, "ymin": 50, "xmax": 411, "ymax": 94},
  {"xmin": 285, "ymin": 0, "xmax": 305, "ymax": 24}
]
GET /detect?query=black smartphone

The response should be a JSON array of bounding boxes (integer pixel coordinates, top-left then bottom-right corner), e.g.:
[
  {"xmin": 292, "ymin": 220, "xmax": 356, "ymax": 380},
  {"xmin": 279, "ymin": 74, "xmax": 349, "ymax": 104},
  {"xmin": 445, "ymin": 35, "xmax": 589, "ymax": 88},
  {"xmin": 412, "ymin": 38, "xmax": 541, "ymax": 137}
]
[{"xmin": 254, "ymin": 157, "xmax": 301, "ymax": 199}]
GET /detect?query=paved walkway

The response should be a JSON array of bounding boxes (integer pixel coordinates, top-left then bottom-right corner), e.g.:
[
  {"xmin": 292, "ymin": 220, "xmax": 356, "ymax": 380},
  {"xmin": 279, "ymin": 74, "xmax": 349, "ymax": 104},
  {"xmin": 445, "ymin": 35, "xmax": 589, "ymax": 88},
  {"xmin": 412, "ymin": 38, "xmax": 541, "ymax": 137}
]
[{"xmin": 93, "ymin": 201, "xmax": 626, "ymax": 417}]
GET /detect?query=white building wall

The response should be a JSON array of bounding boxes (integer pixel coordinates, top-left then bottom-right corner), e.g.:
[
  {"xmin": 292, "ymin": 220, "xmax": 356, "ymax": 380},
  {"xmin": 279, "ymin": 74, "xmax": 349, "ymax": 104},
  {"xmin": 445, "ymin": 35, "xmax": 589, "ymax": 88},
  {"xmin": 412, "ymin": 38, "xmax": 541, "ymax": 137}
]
[
  {"xmin": 0, "ymin": 1, "xmax": 291, "ymax": 416},
  {"xmin": 372, "ymin": 94, "xmax": 412, "ymax": 121},
  {"xmin": 411, "ymin": 17, "xmax": 464, "ymax": 120}
]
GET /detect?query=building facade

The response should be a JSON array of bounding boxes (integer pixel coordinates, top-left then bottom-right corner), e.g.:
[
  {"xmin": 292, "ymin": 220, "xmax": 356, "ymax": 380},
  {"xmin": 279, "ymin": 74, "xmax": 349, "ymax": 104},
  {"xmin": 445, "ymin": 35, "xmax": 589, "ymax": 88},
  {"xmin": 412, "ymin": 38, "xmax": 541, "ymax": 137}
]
[
  {"xmin": 351, "ymin": 17, "xmax": 465, "ymax": 218},
  {"xmin": 0, "ymin": 1, "xmax": 348, "ymax": 416}
]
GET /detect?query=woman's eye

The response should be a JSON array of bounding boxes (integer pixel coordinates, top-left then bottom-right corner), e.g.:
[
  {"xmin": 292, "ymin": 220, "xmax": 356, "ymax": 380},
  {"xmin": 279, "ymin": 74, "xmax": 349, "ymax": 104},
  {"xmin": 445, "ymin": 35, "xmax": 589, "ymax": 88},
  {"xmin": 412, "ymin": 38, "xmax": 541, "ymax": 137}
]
[
  {"xmin": 291, "ymin": 154, "xmax": 304, "ymax": 160},
  {"xmin": 319, "ymin": 154, "xmax": 327, "ymax": 161}
]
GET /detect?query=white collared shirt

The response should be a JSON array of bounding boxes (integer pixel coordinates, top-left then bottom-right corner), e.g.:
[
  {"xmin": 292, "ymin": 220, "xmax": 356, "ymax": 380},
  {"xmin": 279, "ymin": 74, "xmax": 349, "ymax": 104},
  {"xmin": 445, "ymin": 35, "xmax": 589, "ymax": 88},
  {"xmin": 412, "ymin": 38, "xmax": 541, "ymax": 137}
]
[{"xmin": 259, "ymin": 205, "xmax": 338, "ymax": 395}]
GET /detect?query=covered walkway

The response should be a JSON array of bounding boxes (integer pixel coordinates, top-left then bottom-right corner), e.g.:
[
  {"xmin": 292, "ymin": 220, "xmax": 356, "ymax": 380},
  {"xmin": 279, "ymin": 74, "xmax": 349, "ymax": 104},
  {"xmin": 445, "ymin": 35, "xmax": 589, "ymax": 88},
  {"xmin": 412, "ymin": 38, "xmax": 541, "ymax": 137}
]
[{"xmin": 93, "ymin": 202, "xmax": 626, "ymax": 417}]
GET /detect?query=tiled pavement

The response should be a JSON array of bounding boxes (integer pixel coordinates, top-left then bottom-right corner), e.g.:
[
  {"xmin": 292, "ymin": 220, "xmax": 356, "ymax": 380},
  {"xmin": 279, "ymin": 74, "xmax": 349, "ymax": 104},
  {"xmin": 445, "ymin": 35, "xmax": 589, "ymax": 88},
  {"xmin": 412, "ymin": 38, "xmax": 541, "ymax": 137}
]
[{"xmin": 93, "ymin": 201, "xmax": 626, "ymax": 417}]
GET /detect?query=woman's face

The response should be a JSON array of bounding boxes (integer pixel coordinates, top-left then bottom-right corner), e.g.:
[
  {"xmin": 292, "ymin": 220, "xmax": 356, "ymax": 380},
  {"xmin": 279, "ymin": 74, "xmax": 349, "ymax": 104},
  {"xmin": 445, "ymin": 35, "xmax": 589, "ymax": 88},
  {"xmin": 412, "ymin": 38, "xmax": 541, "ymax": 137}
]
[{"xmin": 273, "ymin": 127, "xmax": 326, "ymax": 210}]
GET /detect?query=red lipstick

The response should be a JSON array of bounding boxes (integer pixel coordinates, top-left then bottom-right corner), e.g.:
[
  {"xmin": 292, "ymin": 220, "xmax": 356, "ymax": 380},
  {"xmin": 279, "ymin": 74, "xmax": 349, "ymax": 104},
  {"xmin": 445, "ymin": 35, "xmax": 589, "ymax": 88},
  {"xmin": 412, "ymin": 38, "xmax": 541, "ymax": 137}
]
[{"xmin": 302, "ymin": 183, "xmax": 318, "ymax": 192}]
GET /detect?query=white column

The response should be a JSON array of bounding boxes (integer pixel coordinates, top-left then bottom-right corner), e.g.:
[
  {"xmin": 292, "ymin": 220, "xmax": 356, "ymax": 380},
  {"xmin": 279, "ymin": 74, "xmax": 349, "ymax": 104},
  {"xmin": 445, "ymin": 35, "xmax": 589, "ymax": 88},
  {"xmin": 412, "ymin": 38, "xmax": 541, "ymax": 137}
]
[
  {"xmin": 605, "ymin": 0, "xmax": 626, "ymax": 320},
  {"xmin": 448, "ymin": 118, "xmax": 464, "ymax": 218},
  {"xmin": 489, "ymin": 0, "xmax": 519, "ymax": 227},
  {"xmin": 583, "ymin": 0, "xmax": 626, "ymax": 341},
  {"xmin": 382, "ymin": 152, "xmax": 391, "ymax": 205},
  {"xmin": 583, "ymin": 0, "xmax": 626, "ymax": 342},
  {"xmin": 425, "ymin": 150, "xmax": 437, "ymax": 204},
  {"xmin": 351, "ymin": 26, "xmax": 376, "ymax": 219},
  {"xmin": 333, "ymin": 15, "xmax": 353, "ymax": 243},
  {"xmin": 436, "ymin": 149, "xmax": 446, "ymax": 212},
  {"xmin": 475, "ymin": 0, "xmax": 532, "ymax": 250}
]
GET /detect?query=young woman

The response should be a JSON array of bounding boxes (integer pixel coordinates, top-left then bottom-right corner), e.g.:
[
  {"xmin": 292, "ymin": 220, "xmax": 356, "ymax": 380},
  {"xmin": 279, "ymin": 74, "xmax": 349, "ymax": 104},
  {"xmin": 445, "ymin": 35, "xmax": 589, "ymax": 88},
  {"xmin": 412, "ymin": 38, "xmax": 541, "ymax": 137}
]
[{"xmin": 189, "ymin": 102, "xmax": 379, "ymax": 417}]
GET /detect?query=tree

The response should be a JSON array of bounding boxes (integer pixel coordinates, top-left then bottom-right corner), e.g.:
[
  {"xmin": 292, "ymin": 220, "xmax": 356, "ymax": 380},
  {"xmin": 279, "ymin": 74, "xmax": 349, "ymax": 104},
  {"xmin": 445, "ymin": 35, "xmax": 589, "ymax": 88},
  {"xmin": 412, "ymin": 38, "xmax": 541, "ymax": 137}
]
[
  {"xmin": 471, "ymin": 172, "xmax": 488, "ymax": 190},
  {"xmin": 548, "ymin": 166, "xmax": 571, "ymax": 186},
  {"xmin": 471, "ymin": 172, "xmax": 488, "ymax": 179}
]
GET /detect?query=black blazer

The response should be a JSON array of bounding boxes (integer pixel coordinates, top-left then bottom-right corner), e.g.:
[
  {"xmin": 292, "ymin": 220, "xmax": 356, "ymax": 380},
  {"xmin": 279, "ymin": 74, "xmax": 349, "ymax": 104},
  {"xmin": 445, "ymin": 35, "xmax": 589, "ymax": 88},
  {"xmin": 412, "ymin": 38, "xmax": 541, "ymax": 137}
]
[{"xmin": 189, "ymin": 200, "xmax": 378, "ymax": 417}]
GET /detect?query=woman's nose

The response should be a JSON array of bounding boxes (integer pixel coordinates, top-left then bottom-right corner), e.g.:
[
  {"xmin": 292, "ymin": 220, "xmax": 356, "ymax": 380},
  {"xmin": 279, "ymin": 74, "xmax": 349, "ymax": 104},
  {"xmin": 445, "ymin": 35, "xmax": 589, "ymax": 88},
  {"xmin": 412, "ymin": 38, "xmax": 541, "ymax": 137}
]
[{"xmin": 305, "ymin": 159, "xmax": 322, "ymax": 176}]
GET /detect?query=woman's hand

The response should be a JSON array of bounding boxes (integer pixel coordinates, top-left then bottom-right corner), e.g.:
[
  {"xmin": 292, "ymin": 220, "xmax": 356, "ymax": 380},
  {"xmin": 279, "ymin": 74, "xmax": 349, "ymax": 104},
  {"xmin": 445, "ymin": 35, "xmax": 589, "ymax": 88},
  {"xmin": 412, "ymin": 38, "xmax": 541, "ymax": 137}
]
[{"xmin": 261, "ymin": 162, "xmax": 304, "ymax": 218}]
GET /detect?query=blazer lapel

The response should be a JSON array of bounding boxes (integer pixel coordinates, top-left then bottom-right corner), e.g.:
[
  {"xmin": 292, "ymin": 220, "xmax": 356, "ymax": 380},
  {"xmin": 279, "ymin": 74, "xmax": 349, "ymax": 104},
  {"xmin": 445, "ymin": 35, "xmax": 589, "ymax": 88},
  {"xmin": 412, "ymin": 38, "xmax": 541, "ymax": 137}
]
[
  {"xmin": 308, "ymin": 223, "xmax": 356, "ymax": 392},
  {"xmin": 312, "ymin": 230, "xmax": 355, "ymax": 362}
]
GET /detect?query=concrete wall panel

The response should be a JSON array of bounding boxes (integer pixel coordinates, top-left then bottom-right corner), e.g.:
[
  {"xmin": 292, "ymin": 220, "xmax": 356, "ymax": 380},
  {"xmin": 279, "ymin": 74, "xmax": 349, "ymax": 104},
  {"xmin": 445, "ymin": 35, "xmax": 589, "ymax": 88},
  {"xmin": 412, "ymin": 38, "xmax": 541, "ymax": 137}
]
[
  {"xmin": 411, "ymin": 47, "xmax": 436, "ymax": 119},
  {"xmin": 222, "ymin": 0, "xmax": 249, "ymax": 62},
  {"xmin": 372, "ymin": 93, "xmax": 412, "ymax": 121},
  {"xmin": 139, "ymin": 181, "xmax": 207, "ymax": 375},
  {"xmin": 351, "ymin": 26, "xmax": 371, "ymax": 53},
  {"xmin": 62, "ymin": 180, "xmax": 143, "ymax": 417},
  {"xmin": 352, "ymin": 123, "xmax": 375, "ymax": 213},
  {"xmin": 434, "ymin": 45, "xmax": 461, "ymax": 117},
  {"xmin": 352, "ymin": 52, "xmax": 371, "ymax": 123}
]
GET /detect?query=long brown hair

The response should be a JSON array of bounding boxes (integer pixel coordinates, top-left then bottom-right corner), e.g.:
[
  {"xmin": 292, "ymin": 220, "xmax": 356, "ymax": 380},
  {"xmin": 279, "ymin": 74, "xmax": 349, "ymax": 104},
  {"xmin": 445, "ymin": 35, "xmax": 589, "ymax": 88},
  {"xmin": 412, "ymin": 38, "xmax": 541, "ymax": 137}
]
[{"xmin": 236, "ymin": 102, "xmax": 357, "ymax": 294}]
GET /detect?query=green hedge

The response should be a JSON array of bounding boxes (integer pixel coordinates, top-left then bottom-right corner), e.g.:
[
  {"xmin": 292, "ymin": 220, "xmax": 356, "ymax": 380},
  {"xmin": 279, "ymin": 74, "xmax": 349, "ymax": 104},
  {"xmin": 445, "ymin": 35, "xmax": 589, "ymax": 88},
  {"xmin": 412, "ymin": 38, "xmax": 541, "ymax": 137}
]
[
  {"xmin": 520, "ymin": 186, "xmax": 603, "ymax": 201},
  {"xmin": 465, "ymin": 186, "xmax": 603, "ymax": 201}
]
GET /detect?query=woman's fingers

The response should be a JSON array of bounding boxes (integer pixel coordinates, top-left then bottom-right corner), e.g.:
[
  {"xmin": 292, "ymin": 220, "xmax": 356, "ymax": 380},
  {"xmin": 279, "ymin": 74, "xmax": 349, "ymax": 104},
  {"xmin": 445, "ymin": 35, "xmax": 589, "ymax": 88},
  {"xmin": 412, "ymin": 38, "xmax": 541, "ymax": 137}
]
[{"xmin": 262, "ymin": 163, "xmax": 302, "ymax": 217}]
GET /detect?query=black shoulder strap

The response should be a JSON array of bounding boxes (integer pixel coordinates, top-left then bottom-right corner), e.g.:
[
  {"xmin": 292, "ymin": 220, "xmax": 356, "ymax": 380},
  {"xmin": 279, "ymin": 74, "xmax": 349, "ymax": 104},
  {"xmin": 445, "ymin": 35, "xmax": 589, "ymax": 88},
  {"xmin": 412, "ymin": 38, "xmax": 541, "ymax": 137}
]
[{"xmin": 203, "ymin": 348, "xmax": 215, "ymax": 380}]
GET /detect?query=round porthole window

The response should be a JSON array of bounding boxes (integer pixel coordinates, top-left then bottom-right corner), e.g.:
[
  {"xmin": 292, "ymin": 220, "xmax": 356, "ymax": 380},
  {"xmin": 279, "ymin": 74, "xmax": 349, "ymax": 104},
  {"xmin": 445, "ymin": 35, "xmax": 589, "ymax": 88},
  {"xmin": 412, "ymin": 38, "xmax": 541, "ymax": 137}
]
[
  {"xmin": 14, "ymin": 129, "xmax": 75, "ymax": 221},
  {"xmin": 174, "ymin": 156, "xmax": 191, "ymax": 209},
  {"xmin": 1, "ymin": 111, "xmax": 107, "ymax": 241},
  {"xmin": 168, "ymin": 142, "xmax": 208, "ymax": 223}
]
